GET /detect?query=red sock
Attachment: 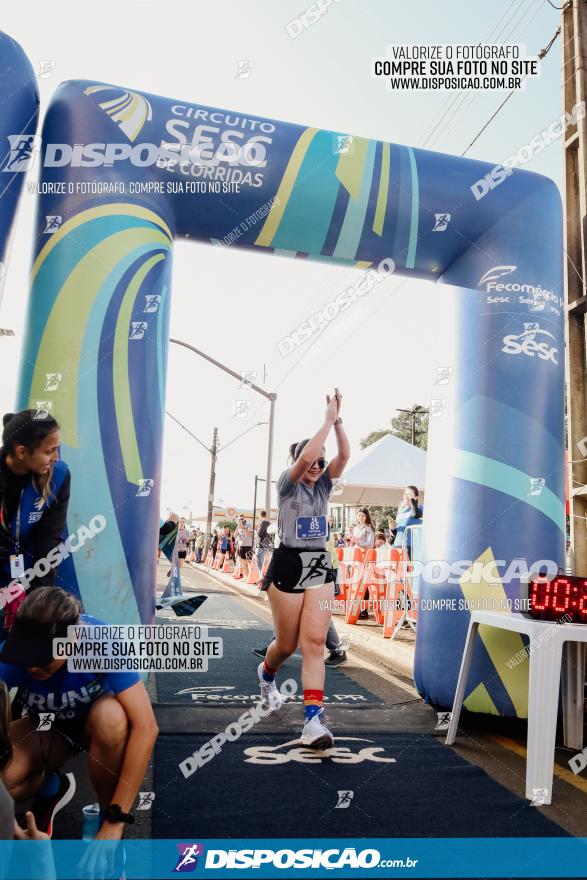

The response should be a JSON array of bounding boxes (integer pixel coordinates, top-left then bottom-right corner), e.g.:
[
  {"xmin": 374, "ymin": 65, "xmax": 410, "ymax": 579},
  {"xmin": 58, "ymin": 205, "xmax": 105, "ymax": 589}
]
[
  {"xmin": 304, "ymin": 689, "xmax": 323, "ymax": 720},
  {"xmin": 262, "ymin": 659, "xmax": 278, "ymax": 682}
]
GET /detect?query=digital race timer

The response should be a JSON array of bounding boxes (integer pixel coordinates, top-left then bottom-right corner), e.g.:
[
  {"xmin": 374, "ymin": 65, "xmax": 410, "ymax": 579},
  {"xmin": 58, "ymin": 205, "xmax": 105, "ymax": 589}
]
[{"xmin": 528, "ymin": 575, "xmax": 587, "ymax": 622}]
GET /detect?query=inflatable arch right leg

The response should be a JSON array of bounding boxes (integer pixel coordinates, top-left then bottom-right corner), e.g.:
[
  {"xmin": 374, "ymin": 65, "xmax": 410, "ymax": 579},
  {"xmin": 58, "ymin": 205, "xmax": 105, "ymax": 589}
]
[{"xmin": 16, "ymin": 63, "xmax": 563, "ymax": 715}]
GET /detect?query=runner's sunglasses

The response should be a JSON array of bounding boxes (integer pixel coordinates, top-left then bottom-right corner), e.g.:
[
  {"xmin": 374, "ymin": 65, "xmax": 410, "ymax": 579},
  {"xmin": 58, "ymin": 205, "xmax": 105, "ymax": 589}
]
[{"xmin": 312, "ymin": 458, "xmax": 327, "ymax": 469}]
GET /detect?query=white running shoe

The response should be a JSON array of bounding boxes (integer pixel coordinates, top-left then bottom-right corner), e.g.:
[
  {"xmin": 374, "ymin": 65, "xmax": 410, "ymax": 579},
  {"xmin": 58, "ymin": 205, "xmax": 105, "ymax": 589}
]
[
  {"xmin": 300, "ymin": 709, "xmax": 334, "ymax": 750},
  {"xmin": 257, "ymin": 661, "xmax": 282, "ymax": 712}
]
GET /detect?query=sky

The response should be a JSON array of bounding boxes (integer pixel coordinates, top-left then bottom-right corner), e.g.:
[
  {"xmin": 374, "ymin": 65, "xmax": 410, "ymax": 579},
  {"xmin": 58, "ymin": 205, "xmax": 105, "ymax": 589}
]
[{"xmin": 0, "ymin": 0, "xmax": 565, "ymax": 520}]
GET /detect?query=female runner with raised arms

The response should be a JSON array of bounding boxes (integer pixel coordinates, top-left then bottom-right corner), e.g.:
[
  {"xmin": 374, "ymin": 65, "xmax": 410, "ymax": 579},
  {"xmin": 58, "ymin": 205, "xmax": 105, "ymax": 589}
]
[{"xmin": 257, "ymin": 389, "xmax": 349, "ymax": 749}]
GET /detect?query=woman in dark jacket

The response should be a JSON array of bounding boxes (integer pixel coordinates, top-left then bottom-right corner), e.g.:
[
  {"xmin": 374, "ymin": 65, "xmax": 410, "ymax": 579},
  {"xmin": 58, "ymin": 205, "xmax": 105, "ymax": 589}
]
[{"xmin": 0, "ymin": 411, "xmax": 70, "ymax": 630}]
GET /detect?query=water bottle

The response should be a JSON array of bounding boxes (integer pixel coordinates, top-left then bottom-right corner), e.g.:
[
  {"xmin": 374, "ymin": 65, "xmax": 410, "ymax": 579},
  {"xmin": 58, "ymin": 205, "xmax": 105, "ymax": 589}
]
[{"xmin": 82, "ymin": 803, "xmax": 100, "ymax": 840}]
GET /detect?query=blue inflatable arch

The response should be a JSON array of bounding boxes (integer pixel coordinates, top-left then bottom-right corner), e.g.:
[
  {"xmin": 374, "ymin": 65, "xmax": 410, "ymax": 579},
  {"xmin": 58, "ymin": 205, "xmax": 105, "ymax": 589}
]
[{"xmin": 1, "ymin": 34, "xmax": 564, "ymax": 716}]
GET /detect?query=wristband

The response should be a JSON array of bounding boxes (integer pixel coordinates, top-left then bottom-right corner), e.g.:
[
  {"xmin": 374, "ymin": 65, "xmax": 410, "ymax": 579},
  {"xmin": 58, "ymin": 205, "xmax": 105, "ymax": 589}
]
[
  {"xmin": 334, "ymin": 418, "xmax": 343, "ymax": 425},
  {"xmin": 103, "ymin": 804, "xmax": 135, "ymax": 825}
]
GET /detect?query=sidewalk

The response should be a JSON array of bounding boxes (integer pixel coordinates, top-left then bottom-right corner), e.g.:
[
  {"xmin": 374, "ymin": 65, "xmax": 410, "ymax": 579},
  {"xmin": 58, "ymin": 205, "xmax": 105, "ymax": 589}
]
[{"xmin": 188, "ymin": 561, "xmax": 416, "ymax": 683}]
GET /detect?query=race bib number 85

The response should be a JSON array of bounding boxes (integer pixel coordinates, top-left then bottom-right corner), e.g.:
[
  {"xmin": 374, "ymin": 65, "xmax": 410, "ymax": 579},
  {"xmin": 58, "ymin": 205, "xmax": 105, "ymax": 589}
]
[{"xmin": 296, "ymin": 515, "xmax": 327, "ymax": 540}]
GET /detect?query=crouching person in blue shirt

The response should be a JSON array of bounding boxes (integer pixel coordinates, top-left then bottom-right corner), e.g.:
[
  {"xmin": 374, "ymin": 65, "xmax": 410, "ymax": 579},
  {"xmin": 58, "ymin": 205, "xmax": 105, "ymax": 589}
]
[{"xmin": 0, "ymin": 587, "xmax": 159, "ymax": 840}]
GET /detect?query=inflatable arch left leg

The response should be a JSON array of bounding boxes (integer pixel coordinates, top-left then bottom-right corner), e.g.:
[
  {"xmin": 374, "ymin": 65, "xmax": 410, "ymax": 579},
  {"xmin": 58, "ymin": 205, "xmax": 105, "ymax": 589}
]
[
  {"xmin": 17, "ymin": 69, "xmax": 564, "ymax": 716},
  {"xmin": 0, "ymin": 34, "xmax": 39, "ymax": 308}
]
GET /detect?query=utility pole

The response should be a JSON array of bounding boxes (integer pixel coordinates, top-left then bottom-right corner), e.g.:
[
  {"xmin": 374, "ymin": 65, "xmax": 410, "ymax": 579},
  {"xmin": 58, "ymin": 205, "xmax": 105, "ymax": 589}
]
[
  {"xmin": 205, "ymin": 427, "xmax": 219, "ymax": 559},
  {"xmin": 170, "ymin": 338, "xmax": 277, "ymax": 521},
  {"xmin": 397, "ymin": 405, "xmax": 429, "ymax": 447},
  {"xmin": 563, "ymin": 0, "xmax": 587, "ymax": 572}
]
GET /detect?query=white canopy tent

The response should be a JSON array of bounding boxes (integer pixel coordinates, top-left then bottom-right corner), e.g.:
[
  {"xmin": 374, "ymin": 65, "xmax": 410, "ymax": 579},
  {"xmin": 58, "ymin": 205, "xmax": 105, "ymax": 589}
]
[{"xmin": 330, "ymin": 433, "xmax": 427, "ymax": 507}]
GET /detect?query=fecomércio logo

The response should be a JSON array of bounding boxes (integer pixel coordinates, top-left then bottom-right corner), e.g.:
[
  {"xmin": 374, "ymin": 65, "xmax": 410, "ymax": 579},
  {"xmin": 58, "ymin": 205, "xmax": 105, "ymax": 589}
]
[
  {"xmin": 174, "ymin": 843, "xmax": 204, "ymax": 872},
  {"xmin": 501, "ymin": 324, "xmax": 559, "ymax": 365},
  {"xmin": 478, "ymin": 265, "xmax": 561, "ymax": 311},
  {"xmin": 478, "ymin": 265, "xmax": 517, "ymax": 290}
]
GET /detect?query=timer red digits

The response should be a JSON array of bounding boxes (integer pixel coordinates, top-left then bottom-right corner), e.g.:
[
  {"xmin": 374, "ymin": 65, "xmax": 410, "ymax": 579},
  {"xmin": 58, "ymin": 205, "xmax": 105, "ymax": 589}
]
[{"xmin": 529, "ymin": 575, "xmax": 587, "ymax": 622}]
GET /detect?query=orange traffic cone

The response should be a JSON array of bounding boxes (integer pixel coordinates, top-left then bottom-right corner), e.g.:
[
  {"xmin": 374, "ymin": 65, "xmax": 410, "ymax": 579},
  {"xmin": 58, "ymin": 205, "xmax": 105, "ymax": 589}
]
[
  {"xmin": 222, "ymin": 554, "xmax": 232, "ymax": 574},
  {"xmin": 233, "ymin": 558, "xmax": 243, "ymax": 579},
  {"xmin": 212, "ymin": 551, "xmax": 222, "ymax": 570},
  {"xmin": 246, "ymin": 556, "xmax": 260, "ymax": 584}
]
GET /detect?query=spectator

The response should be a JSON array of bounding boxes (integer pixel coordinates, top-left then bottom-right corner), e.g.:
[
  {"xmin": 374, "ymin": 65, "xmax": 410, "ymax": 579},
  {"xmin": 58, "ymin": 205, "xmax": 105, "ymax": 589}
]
[
  {"xmin": 187, "ymin": 529, "xmax": 197, "ymax": 560},
  {"xmin": 335, "ymin": 533, "xmax": 345, "ymax": 548},
  {"xmin": 350, "ymin": 508, "xmax": 375, "ymax": 549},
  {"xmin": 218, "ymin": 526, "xmax": 231, "ymax": 567},
  {"xmin": 0, "ymin": 411, "xmax": 72, "ymax": 632},
  {"xmin": 325, "ymin": 516, "xmax": 347, "ymax": 667},
  {"xmin": 387, "ymin": 518, "xmax": 397, "ymax": 545},
  {"xmin": 0, "ymin": 588, "xmax": 158, "ymax": 839},
  {"xmin": 176, "ymin": 518, "xmax": 189, "ymax": 570},
  {"xmin": 195, "ymin": 530, "xmax": 205, "ymax": 563},
  {"xmin": 158, "ymin": 512, "xmax": 179, "ymax": 568},
  {"xmin": 256, "ymin": 511, "xmax": 273, "ymax": 576},
  {"xmin": 351, "ymin": 508, "xmax": 375, "ymax": 620},
  {"xmin": 0, "ymin": 683, "xmax": 51, "ymax": 843},
  {"xmin": 394, "ymin": 486, "xmax": 423, "ymax": 553},
  {"xmin": 375, "ymin": 531, "xmax": 387, "ymax": 548},
  {"xmin": 236, "ymin": 518, "xmax": 253, "ymax": 579},
  {"xmin": 210, "ymin": 529, "xmax": 219, "ymax": 559}
]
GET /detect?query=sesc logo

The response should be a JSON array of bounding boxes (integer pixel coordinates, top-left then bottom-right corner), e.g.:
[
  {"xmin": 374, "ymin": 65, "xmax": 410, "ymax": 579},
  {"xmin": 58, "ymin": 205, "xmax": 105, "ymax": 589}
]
[
  {"xmin": 243, "ymin": 736, "xmax": 396, "ymax": 764},
  {"xmin": 502, "ymin": 325, "xmax": 558, "ymax": 365}
]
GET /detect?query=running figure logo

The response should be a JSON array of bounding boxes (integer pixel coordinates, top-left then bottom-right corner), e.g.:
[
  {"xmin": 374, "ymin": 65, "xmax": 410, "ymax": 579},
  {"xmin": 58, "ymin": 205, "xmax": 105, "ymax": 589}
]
[
  {"xmin": 174, "ymin": 843, "xmax": 204, "ymax": 872},
  {"xmin": 298, "ymin": 552, "xmax": 329, "ymax": 589},
  {"xmin": 36, "ymin": 712, "xmax": 55, "ymax": 731},
  {"xmin": 335, "ymin": 790, "xmax": 354, "ymax": 809},
  {"xmin": 144, "ymin": 294, "xmax": 161, "ymax": 313},
  {"xmin": 137, "ymin": 791, "xmax": 155, "ymax": 810},
  {"xmin": 2, "ymin": 135, "xmax": 41, "ymax": 172},
  {"xmin": 44, "ymin": 215, "xmax": 62, "ymax": 234},
  {"xmin": 433, "ymin": 213, "xmax": 451, "ymax": 232},
  {"xmin": 434, "ymin": 711, "xmax": 451, "ymax": 732}
]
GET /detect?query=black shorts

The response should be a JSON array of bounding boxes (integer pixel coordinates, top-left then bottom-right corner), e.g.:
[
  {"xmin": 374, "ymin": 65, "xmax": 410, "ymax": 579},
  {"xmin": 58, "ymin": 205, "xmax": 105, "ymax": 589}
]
[
  {"xmin": 261, "ymin": 545, "xmax": 336, "ymax": 594},
  {"xmin": 239, "ymin": 546, "xmax": 252, "ymax": 560},
  {"xmin": 178, "ymin": 550, "xmax": 187, "ymax": 559}
]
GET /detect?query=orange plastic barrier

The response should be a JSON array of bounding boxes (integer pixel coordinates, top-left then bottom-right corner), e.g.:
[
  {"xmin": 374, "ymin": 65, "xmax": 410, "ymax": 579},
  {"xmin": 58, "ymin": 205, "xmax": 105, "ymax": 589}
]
[
  {"xmin": 204, "ymin": 549, "xmax": 213, "ymax": 566},
  {"xmin": 338, "ymin": 546, "xmax": 365, "ymax": 606},
  {"xmin": 343, "ymin": 547, "xmax": 369, "ymax": 625},
  {"xmin": 222, "ymin": 554, "xmax": 232, "ymax": 574},
  {"xmin": 382, "ymin": 549, "xmax": 408, "ymax": 638},
  {"xmin": 361, "ymin": 547, "xmax": 398, "ymax": 625},
  {"xmin": 212, "ymin": 550, "xmax": 222, "ymax": 570},
  {"xmin": 233, "ymin": 557, "xmax": 243, "ymax": 579}
]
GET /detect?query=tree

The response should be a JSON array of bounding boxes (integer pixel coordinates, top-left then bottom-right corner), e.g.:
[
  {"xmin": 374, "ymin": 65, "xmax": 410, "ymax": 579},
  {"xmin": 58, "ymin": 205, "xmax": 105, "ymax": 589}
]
[
  {"xmin": 368, "ymin": 505, "xmax": 397, "ymax": 530},
  {"xmin": 360, "ymin": 429, "xmax": 391, "ymax": 449},
  {"xmin": 360, "ymin": 404, "xmax": 429, "ymax": 450}
]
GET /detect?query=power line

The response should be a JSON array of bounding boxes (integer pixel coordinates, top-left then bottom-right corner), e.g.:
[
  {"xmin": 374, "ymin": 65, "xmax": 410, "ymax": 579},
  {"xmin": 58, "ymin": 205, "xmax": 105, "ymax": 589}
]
[
  {"xmin": 420, "ymin": 0, "xmax": 538, "ymax": 147},
  {"xmin": 166, "ymin": 410, "xmax": 211, "ymax": 453},
  {"xmin": 461, "ymin": 20, "xmax": 562, "ymax": 156}
]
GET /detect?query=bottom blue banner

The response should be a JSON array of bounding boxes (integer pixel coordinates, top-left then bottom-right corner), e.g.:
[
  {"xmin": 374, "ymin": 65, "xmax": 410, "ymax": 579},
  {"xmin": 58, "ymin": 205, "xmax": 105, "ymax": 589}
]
[{"xmin": 0, "ymin": 838, "xmax": 586, "ymax": 879}]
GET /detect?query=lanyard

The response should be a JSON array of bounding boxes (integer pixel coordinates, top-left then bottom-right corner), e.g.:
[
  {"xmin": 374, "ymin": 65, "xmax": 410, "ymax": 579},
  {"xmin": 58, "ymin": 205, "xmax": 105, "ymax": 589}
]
[{"xmin": 15, "ymin": 490, "xmax": 23, "ymax": 549}]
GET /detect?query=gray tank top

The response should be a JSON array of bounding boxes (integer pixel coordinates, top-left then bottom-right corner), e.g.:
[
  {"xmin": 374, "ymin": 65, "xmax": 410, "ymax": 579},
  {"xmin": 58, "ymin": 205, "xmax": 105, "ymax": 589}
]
[{"xmin": 277, "ymin": 467, "xmax": 332, "ymax": 550}]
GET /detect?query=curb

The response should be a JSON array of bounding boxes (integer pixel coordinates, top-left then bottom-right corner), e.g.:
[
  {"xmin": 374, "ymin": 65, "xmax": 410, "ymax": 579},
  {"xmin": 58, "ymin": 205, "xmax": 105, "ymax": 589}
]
[{"xmin": 192, "ymin": 562, "xmax": 417, "ymax": 683}]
